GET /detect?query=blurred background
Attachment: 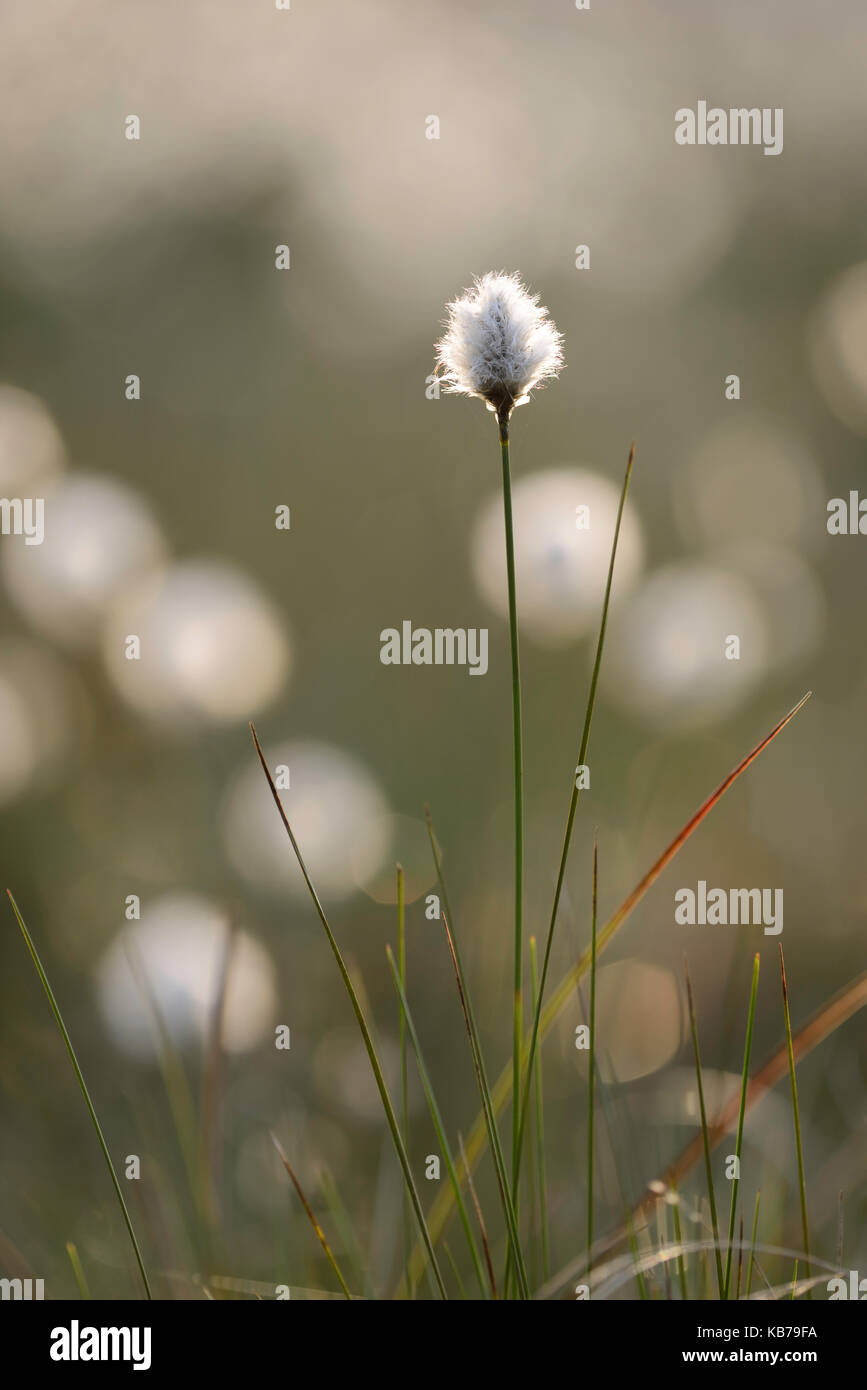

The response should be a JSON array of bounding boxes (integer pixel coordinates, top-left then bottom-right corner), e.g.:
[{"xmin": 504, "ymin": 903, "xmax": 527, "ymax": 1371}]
[{"xmin": 0, "ymin": 0, "xmax": 864, "ymax": 1299}]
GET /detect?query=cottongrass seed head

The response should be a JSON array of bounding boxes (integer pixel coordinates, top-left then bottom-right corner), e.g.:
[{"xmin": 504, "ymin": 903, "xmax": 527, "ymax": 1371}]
[{"xmin": 435, "ymin": 271, "xmax": 565, "ymax": 418}]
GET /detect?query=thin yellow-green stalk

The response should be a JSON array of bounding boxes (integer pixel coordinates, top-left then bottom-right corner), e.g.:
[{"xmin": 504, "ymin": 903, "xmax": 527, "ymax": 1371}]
[{"xmin": 66, "ymin": 1242, "xmax": 90, "ymax": 1300}]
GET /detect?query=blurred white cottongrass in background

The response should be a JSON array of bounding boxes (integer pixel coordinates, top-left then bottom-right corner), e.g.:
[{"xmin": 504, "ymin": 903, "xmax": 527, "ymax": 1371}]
[
  {"xmin": 313, "ymin": 1026, "xmax": 408, "ymax": 1125},
  {"xmin": 0, "ymin": 385, "xmax": 66, "ymax": 496},
  {"xmin": 221, "ymin": 739, "xmax": 393, "ymax": 901},
  {"xmin": 1, "ymin": 473, "xmax": 167, "ymax": 648},
  {"xmin": 719, "ymin": 540, "xmax": 826, "ymax": 673},
  {"xmin": 470, "ymin": 467, "xmax": 645, "ymax": 647},
  {"xmin": 96, "ymin": 892, "xmax": 277, "ymax": 1058},
  {"xmin": 602, "ymin": 562, "xmax": 769, "ymax": 730},
  {"xmin": 548, "ymin": 956, "xmax": 682, "ymax": 1086},
  {"xmin": 592, "ymin": 958, "xmax": 682, "ymax": 1085},
  {"xmin": 0, "ymin": 638, "xmax": 90, "ymax": 806},
  {"xmin": 102, "ymin": 558, "xmax": 290, "ymax": 724},
  {"xmin": 808, "ymin": 261, "xmax": 867, "ymax": 434},
  {"xmin": 673, "ymin": 412, "xmax": 826, "ymax": 553}
]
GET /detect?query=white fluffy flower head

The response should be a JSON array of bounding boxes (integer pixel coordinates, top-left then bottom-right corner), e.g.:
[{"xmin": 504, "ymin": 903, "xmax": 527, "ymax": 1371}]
[{"xmin": 435, "ymin": 272, "xmax": 565, "ymax": 418}]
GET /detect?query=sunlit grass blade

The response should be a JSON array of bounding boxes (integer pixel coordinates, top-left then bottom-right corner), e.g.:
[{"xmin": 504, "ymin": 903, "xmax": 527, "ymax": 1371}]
[
  {"xmin": 514, "ymin": 444, "xmax": 635, "ymax": 1202},
  {"xmin": 746, "ymin": 1190, "xmax": 761, "ymax": 1298},
  {"xmin": 538, "ymin": 694, "xmax": 810, "ymax": 1058},
  {"xmin": 587, "ymin": 837, "xmax": 598, "ymax": 1282},
  {"xmin": 270, "ymin": 1133, "xmax": 352, "ymax": 1300},
  {"xmin": 66, "ymin": 1241, "xmax": 90, "ymax": 1300},
  {"xmin": 684, "ymin": 956, "xmax": 724, "ymax": 1299},
  {"xmin": 459, "ymin": 1131, "xmax": 498, "ymax": 1300},
  {"xmin": 385, "ymin": 944, "xmax": 488, "ymax": 1299},
  {"xmin": 723, "ymin": 953, "xmax": 760, "ymax": 1300},
  {"xmin": 528, "ymin": 938, "xmax": 549, "ymax": 1286},
  {"xmin": 442, "ymin": 1242, "xmax": 468, "ymax": 1300},
  {"xmin": 606, "ymin": 967, "xmax": 867, "ymax": 1264},
  {"xmin": 250, "ymin": 725, "xmax": 447, "ymax": 1299},
  {"xmin": 440, "ymin": 911, "xmax": 530, "ymax": 1299},
  {"xmin": 736, "ymin": 1214, "xmax": 744, "ymax": 1300},
  {"xmin": 8, "ymin": 890, "xmax": 152, "ymax": 1299},
  {"xmin": 421, "ymin": 806, "xmax": 528, "ymax": 1298},
  {"xmin": 544, "ymin": 1234, "xmax": 827, "ymax": 1304},
  {"xmin": 415, "ymin": 700, "xmax": 813, "ymax": 1284},
  {"xmin": 779, "ymin": 942, "xmax": 810, "ymax": 1298},
  {"xmin": 790, "ymin": 1259, "xmax": 798, "ymax": 1299},
  {"xmin": 410, "ymin": 694, "xmax": 811, "ymax": 1279}
]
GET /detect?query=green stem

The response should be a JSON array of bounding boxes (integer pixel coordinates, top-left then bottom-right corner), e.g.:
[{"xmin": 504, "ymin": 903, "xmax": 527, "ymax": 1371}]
[
  {"xmin": 684, "ymin": 957, "xmax": 725, "ymax": 1299},
  {"xmin": 66, "ymin": 1242, "xmax": 91, "ymax": 1301},
  {"xmin": 499, "ymin": 413, "xmax": 524, "ymax": 1230},
  {"xmin": 250, "ymin": 728, "xmax": 447, "ymax": 1299},
  {"xmin": 529, "ymin": 939, "xmax": 549, "ymax": 1284},
  {"xmin": 724, "ymin": 953, "xmax": 760, "ymax": 1300},
  {"xmin": 386, "ymin": 945, "xmax": 489, "ymax": 1299},
  {"xmin": 513, "ymin": 445, "xmax": 635, "ymax": 1200},
  {"xmin": 8, "ymin": 891, "xmax": 152, "ymax": 1299},
  {"xmin": 422, "ymin": 808, "xmax": 528, "ymax": 1298}
]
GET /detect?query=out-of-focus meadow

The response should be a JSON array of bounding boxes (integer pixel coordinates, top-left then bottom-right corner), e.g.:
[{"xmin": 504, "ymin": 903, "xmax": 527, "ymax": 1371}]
[{"xmin": 0, "ymin": 0, "xmax": 864, "ymax": 1298}]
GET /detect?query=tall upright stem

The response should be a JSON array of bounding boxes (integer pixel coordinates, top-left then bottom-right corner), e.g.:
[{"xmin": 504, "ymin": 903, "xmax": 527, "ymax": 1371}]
[{"xmin": 499, "ymin": 410, "xmax": 524, "ymax": 1224}]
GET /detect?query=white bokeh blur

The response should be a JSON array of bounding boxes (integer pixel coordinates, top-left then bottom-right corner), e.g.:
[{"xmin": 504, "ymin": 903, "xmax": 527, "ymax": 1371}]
[
  {"xmin": 0, "ymin": 637, "xmax": 90, "ymax": 806},
  {"xmin": 602, "ymin": 562, "xmax": 770, "ymax": 730},
  {"xmin": 221, "ymin": 738, "xmax": 393, "ymax": 901},
  {"xmin": 593, "ymin": 958, "xmax": 682, "ymax": 1085},
  {"xmin": 1, "ymin": 473, "xmax": 166, "ymax": 648},
  {"xmin": 471, "ymin": 467, "xmax": 645, "ymax": 648},
  {"xmin": 0, "ymin": 385, "xmax": 66, "ymax": 496},
  {"xmin": 809, "ymin": 261, "xmax": 867, "ymax": 434},
  {"xmin": 102, "ymin": 558, "xmax": 290, "ymax": 725},
  {"xmin": 674, "ymin": 412, "xmax": 826, "ymax": 552},
  {"xmin": 96, "ymin": 892, "xmax": 277, "ymax": 1059}
]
